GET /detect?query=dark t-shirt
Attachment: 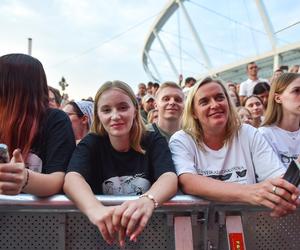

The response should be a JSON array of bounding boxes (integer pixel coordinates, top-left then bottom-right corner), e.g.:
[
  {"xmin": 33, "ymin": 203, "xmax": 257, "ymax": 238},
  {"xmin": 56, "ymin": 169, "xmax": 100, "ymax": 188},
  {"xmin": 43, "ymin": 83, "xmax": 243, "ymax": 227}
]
[
  {"xmin": 26, "ymin": 108, "xmax": 76, "ymax": 174},
  {"xmin": 67, "ymin": 130, "xmax": 175, "ymax": 195},
  {"xmin": 147, "ymin": 123, "xmax": 173, "ymax": 143}
]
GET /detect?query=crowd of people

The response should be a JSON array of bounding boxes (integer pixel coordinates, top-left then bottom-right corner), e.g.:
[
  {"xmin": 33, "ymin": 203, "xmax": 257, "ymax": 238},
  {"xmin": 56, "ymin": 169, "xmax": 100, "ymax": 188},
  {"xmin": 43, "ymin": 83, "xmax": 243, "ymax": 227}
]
[{"xmin": 0, "ymin": 53, "xmax": 300, "ymax": 247}]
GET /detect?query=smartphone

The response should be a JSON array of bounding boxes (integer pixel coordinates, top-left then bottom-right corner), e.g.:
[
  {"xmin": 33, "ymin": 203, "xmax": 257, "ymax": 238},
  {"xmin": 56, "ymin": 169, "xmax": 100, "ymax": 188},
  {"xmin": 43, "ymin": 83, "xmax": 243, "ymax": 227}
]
[
  {"xmin": 283, "ymin": 160, "xmax": 300, "ymax": 186},
  {"xmin": 0, "ymin": 144, "xmax": 10, "ymax": 163}
]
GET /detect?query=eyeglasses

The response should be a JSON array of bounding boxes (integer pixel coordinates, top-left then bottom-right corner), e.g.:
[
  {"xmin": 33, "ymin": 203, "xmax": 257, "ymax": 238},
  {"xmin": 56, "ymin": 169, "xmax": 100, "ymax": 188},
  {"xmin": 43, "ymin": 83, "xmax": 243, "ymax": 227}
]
[{"xmin": 249, "ymin": 66, "xmax": 258, "ymax": 70}]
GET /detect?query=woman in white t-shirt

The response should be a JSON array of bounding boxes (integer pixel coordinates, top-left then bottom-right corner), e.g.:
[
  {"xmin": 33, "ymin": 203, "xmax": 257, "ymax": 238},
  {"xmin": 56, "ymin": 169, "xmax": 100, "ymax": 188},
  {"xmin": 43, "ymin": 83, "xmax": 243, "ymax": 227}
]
[
  {"xmin": 243, "ymin": 95, "xmax": 264, "ymax": 128},
  {"xmin": 259, "ymin": 73, "xmax": 300, "ymax": 168},
  {"xmin": 169, "ymin": 77, "xmax": 299, "ymax": 217}
]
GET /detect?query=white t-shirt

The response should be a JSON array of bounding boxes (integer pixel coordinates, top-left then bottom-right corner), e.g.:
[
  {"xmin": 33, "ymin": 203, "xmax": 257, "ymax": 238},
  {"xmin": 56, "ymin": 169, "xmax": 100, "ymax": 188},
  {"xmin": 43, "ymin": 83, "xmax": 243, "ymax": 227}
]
[
  {"xmin": 169, "ymin": 124, "xmax": 285, "ymax": 184},
  {"xmin": 182, "ymin": 86, "xmax": 191, "ymax": 98},
  {"xmin": 259, "ymin": 125, "xmax": 300, "ymax": 168},
  {"xmin": 239, "ymin": 78, "xmax": 268, "ymax": 97}
]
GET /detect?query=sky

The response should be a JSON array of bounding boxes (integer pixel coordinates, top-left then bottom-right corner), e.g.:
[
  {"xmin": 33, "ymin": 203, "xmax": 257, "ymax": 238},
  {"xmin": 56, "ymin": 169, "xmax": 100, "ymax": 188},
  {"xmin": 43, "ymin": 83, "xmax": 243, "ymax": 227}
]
[
  {"xmin": 1, "ymin": 0, "xmax": 300, "ymax": 99},
  {"xmin": 1, "ymin": 0, "xmax": 167, "ymax": 99}
]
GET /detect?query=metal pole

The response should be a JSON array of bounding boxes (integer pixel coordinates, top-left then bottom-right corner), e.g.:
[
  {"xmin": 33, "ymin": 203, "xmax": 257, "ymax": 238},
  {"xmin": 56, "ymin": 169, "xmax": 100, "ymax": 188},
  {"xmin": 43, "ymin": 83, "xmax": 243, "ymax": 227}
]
[
  {"xmin": 177, "ymin": 0, "xmax": 212, "ymax": 69},
  {"xmin": 153, "ymin": 30, "xmax": 179, "ymax": 79},
  {"xmin": 144, "ymin": 51, "xmax": 162, "ymax": 82},
  {"xmin": 254, "ymin": 0, "xmax": 277, "ymax": 51},
  {"xmin": 273, "ymin": 53, "xmax": 281, "ymax": 71},
  {"xmin": 28, "ymin": 38, "xmax": 32, "ymax": 56}
]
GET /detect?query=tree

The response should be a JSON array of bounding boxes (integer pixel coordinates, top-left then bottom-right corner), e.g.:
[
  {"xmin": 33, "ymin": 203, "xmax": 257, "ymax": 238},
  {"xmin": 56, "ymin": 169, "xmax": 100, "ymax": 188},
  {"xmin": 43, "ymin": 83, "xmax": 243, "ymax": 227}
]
[{"xmin": 58, "ymin": 77, "xmax": 69, "ymax": 92}]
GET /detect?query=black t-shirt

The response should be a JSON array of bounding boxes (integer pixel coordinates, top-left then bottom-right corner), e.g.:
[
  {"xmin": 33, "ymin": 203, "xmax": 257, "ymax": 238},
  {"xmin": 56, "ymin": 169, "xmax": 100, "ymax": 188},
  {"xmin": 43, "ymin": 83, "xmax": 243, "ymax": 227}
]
[
  {"xmin": 67, "ymin": 130, "xmax": 175, "ymax": 195},
  {"xmin": 26, "ymin": 108, "xmax": 76, "ymax": 174}
]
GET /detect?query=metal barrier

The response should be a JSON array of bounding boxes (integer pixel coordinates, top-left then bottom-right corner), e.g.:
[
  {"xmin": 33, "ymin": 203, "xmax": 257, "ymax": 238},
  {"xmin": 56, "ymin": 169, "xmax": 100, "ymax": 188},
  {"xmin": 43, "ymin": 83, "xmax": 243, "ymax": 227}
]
[
  {"xmin": 0, "ymin": 194, "xmax": 300, "ymax": 250},
  {"xmin": 0, "ymin": 194, "xmax": 209, "ymax": 250}
]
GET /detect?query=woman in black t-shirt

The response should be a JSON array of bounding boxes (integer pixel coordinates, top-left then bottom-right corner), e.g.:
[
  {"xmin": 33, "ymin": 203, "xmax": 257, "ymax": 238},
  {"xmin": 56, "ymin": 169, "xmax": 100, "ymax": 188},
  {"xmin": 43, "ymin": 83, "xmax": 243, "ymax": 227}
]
[
  {"xmin": 0, "ymin": 53, "xmax": 75, "ymax": 196},
  {"xmin": 64, "ymin": 80, "xmax": 177, "ymax": 247}
]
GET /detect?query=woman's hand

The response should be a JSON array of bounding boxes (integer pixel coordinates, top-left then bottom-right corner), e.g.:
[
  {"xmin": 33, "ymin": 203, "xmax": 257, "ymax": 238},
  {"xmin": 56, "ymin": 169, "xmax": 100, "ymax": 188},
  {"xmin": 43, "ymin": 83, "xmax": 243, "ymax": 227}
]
[
  {"xmin": 247, "ymin": 177, "xmax": 300, "ymax": 217},
  {"xmin": 86, "ymin": 204, "xmax": 117, "ymax": 245},
  {"xmin": 112, "ymin": 197, "xmax": 155, "ymax": 246},
  {"xmin": 0, "ymin": 149, "xmax": 26, "ymax": 195}
]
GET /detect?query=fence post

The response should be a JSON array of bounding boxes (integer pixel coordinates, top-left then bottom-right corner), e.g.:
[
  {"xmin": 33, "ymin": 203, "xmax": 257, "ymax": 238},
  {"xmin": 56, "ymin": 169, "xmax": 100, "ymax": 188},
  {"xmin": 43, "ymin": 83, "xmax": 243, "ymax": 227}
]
[{"xmin": 174, "ymin": 216, "xmax": 194, "ymax": 250}]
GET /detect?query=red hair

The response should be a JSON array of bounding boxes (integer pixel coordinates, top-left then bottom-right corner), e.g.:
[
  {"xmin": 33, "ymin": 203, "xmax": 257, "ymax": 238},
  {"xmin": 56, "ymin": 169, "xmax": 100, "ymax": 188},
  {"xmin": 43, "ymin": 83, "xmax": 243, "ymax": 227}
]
[{"xmin": 0, "ymin": 54, "xmax": 49, "ymax": 158}]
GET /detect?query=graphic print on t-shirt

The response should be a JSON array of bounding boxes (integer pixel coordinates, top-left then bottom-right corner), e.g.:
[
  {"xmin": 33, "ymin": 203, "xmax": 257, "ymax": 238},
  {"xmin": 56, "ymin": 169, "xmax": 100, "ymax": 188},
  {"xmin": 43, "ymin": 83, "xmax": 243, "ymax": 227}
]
[
  {"xmin": 279, "ymin": 152, "xmax": 298, "ymax": 166},
  {"xmin": 201, "ymin": 166, "xmax": 248, "ymax": 184},
  {"xmin": 102, "ymin": 173, "xmax": 151, "ymax": 195}
]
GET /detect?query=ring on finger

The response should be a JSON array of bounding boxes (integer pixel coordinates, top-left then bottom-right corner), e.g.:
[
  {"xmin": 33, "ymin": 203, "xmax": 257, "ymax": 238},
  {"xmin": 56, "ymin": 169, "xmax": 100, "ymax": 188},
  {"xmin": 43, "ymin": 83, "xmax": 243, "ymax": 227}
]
[{"xmin": 272, "ymin": 186, "xmax": 278, "ymax": 195}]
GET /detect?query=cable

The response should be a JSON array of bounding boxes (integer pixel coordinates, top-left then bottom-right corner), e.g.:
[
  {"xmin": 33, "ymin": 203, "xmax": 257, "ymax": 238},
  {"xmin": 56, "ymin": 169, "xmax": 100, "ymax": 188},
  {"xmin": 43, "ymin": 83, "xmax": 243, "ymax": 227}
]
[
  {"xmin": 189, "ymin": 0, "xmax": 267, "ymax": 35},
  {"xmin": 160, "ymin": 30, "xmax": 247, "ymax": 59},
  {"xmin": 50, "ymin": 10, "xmax": 163, "ymax": 68},
  {"xmin": 189, "ymin": 0, "xmax": 291, "ymax": 44},
  {"xmin": 275, "ymin": 20, "xmax": 300, "ymax": 34}
]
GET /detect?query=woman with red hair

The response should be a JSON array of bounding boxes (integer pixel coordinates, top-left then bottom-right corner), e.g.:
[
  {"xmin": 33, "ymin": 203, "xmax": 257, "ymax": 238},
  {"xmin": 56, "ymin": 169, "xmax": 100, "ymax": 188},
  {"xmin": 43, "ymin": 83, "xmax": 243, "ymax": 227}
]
[{"xmin": 0, "ymin": 53, "xmax": 75, "ymax": 196}]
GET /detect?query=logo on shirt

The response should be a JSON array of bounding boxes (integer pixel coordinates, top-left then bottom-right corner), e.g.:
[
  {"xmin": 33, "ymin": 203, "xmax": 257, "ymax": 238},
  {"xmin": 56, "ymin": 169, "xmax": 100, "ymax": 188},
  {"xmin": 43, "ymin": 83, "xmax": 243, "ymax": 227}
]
[
  {"xmin": 102, "ymin": 173, "xmax": 151, "ymax": 195},
  {"xmin": 279, "ymin": 153, "xmax": 298, "ymax": 164},
  {"xmin": 201, "ymin": 166, "xmax": 248, "ymax": 184}
]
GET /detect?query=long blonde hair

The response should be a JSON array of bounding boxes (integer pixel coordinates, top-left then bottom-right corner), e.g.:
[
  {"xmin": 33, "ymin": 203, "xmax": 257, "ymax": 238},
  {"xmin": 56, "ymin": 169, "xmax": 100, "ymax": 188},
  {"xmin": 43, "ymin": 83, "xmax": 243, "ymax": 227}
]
[
  {"xmin": 91, "ymin": 80, "xmax": 145, "ymax": 153},
  {"xmin": 182, "ymin": 77, "xmax": 241, "ymax": 149},
  {"xmin": 263, "ymin": 73, "xmax": 300, "ymax": 126}
]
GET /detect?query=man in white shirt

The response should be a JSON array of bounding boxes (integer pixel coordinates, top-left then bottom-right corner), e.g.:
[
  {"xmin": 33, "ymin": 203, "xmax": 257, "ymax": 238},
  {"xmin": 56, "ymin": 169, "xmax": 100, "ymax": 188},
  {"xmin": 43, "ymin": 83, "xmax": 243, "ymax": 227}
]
[
  {"xmin": 239, "ymin": 62, "xmax": 268, "ymax": 104},
  {"xmin": 182, "ymin": 77, "xmax": 196, "ymax": 97}
]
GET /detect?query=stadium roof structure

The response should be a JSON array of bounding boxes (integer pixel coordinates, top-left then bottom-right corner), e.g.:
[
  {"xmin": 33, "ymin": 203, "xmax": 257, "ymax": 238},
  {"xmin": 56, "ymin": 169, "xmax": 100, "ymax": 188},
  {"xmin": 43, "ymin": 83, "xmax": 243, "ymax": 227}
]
[{"xmin": 142, "ymin": 0, "xmax": 300, "ymax": 84}]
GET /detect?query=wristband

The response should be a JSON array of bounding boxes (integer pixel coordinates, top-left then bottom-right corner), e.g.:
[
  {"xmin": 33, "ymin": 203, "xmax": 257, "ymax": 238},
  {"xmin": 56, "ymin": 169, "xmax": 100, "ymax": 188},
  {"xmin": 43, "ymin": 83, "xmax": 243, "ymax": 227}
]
[
  {"xmin": 139, "ymin": 194, "xmax": 159, "ymax": 208},
  {"xmin": 22, "ymin": 169, "xmax": 29, "ymax": 190}
]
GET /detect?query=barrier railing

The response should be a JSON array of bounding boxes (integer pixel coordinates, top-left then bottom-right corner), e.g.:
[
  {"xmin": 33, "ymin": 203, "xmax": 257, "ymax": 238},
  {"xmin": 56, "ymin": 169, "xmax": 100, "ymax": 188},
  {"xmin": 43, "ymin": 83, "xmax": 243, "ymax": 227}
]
[{"xmin": 0, "ymin": 194, "xmax": 300, "ymax": 250}]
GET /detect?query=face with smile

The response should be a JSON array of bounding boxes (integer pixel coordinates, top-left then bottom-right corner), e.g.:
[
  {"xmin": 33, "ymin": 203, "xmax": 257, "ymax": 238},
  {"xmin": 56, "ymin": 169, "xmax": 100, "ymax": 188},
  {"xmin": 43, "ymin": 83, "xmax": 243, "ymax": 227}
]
[
  {"xmin": 97, "ymin": 88, "xmax": 136, "ymax": 140},
  {"xmin": 244, "ymin": 96, "xmax": 264, "ymax": 119},
  {"xmin": 275, "ymin": 77, "xmax": 300, "ymax": 117},
  {"xmin": 193, "ymin": 82, "xmax": 229, "ymax": 133},
  {"xmin": 155, "ymin": 87, "xmax": 184, "ymax": 121}
]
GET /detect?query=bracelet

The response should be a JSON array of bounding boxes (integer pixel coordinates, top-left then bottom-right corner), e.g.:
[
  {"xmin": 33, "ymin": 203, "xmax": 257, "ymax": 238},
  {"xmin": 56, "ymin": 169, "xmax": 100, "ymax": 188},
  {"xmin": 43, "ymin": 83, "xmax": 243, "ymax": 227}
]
[
  {"xmin": 22, "ymin": 169, "xmax": 29, "ymax": 190},
  {"xmin": 139, "ymin": 194, "xmax": 159, "ymax": 208}
]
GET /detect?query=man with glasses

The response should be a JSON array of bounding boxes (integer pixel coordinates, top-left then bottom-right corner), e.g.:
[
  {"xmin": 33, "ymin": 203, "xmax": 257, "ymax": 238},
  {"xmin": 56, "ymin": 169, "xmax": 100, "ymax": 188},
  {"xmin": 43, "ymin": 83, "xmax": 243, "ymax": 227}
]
[{"xmin": 239, "ymin": 62, "xmax": 268, "ymax": 104}]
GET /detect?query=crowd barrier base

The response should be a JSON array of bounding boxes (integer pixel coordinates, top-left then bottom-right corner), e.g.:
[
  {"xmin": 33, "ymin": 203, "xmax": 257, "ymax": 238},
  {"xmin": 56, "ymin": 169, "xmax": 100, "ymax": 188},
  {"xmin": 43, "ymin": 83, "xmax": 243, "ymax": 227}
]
[{"xmin": 0, "ymin": 195, "xmax": 300, "ymax": 250}]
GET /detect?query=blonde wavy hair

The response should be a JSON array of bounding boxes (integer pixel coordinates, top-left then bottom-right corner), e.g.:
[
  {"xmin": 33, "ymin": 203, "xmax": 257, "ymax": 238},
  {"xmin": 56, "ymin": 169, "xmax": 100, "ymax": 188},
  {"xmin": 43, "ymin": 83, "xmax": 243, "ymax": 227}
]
[
  {"xmin": 182, "ymin": 77, "xmax": 241, "ymax": 150},
  {"xmin": 263, "ymin": 73, "xmax": 300, "ymax": 126},
  {"xmin": 91, "ymin": 80, "xmax": 146, "ymax": 154}
]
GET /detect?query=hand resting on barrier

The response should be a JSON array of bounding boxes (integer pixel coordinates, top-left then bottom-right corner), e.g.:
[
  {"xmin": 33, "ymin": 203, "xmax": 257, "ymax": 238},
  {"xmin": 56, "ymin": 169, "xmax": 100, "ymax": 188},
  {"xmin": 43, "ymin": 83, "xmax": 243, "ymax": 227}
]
[
  {"xmin": 245, "ymin": 177, "xmax": 300, "ymax": 217},
  {"xmin": 179, "ymin": 173, "xmax": 299, "ymax": 218},
  {"xmin": 0, "ymin": 53, "xmax": 76, "ymax": 197},
  {"xmin": 64, "ymin": 81, "xmax": 178, "ymax": 247},
  {"xmin": 64, "ymin": 171, "xmax": 177, "ymax": 247},
  {"xmin": 112, "ymin": 196, "xmax": 155, "ymax": 243},
  {"xmin": 0, "ymin": 149, "xmax": 27, "ymax": 195},
  {"xmin": 169, "ymin": 77, "xmax": 300, "ymax": 219},
  {"xmin": 85, "ymin": 196, "xmax": 155, "ymax": 247}
]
